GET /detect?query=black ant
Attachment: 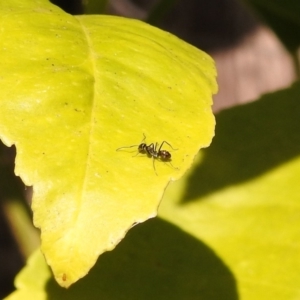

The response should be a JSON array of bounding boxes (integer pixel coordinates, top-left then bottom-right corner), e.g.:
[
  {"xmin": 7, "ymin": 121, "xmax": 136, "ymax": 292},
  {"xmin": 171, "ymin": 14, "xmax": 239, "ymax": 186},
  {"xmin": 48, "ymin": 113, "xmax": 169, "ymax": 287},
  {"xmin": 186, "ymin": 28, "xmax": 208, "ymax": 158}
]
[{"xmin": 116, "ymin": 134, "xmax": 177, "ymax": 175}]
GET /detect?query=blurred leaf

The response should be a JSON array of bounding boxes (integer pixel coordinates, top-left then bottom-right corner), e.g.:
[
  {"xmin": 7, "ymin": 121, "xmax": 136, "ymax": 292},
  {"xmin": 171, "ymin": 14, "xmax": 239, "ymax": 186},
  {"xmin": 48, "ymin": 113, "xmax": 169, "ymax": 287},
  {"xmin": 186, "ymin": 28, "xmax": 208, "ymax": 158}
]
[
  {"xmin": 160, "ymin": 81, "xmax": 300, "ymax": 299},
  {"xmin": 147, "ymin": 0, "xmax": 179, "ymax": 25},
  {"xmin": 2, "ymin": 199, "xmax": 40, "ymax": 258},
  {"xmin": 0, "ymin": 0, "xmax": 216, "ymax": 287},
  {"xmin": 83, "ymin": 0, "xmax": 108, "ymax": 14},
  {"xmin": 244, "ymin": 0, "xmax": 300, "ymax": 52},
  {"xmin": 5, "ymin": 250, "xmax": 51, "ymax": 300}
]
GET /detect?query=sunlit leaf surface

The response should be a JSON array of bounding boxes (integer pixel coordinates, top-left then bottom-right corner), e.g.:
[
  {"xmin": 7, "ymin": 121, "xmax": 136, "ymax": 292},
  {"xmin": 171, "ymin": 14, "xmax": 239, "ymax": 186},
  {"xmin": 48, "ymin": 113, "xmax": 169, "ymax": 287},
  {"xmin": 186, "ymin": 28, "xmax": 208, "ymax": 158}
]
[{"xmin": 0, "ymin": 0, "xmax": 216, "ymax": 287}]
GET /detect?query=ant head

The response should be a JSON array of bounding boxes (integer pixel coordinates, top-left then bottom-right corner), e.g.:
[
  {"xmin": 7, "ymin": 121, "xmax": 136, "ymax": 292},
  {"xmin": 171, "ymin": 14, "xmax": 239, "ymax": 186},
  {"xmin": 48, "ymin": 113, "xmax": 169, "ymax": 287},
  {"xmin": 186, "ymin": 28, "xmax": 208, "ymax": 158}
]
[
  {"xmin": 159, "ymin": 150, "xmax": 171, "ymax": 161},
  {"xmin": 138, "ymin": 143, "xmax": 147, "ymax": 153}
]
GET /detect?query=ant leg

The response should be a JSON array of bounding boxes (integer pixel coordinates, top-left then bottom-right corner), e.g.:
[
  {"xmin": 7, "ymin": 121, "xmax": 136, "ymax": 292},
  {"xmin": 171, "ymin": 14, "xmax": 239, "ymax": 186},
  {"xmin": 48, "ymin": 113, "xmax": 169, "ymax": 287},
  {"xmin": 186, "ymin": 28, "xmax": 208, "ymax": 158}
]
[
  {"xmin": 132, "ymin": 151, "xmax": 140, "ymax": 158},
  {"xmin": 152, "ymin": 156, "xmax": 158, "ymax": 176},
  {"xmin": 152, "ymin": 143, "xmax": 159, "ymax": 175},
  {"xmin": 164, "ymin": 141, "xmax": 177, "ymax": 150},
  {"xmin": 117, "ymin": 133, "xmax": 146, "ymax": 151},
  {"xmin": 154, "ymin": 142, "xmax": 158, "ymax": 154},
  {"xmin": 166, "ymin": 161, "xmax": 179, "ymax": 171},
  {"xmin": 158, "ymin": 141, "xmax": 178, "ymax": 151},
  {"xmin": 158, "ymin": 141, "xmax": 164, "ymax": 152}
]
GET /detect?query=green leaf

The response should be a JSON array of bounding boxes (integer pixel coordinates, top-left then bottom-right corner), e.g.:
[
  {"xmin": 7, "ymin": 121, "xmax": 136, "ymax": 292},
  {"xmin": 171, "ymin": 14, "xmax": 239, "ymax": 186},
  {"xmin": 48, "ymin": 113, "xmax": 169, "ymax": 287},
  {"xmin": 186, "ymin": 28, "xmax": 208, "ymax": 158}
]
[
  {"xmin": 0, "ymin": 0, "xmax": 216, "ymax": 287},
  {"xmin": 244, "ymin": 0, "xmax": 300, "ymax": 52},
  {"xmin": 5, "ymin": 250, "xmax": 51, "ymax": 300},
  {"xmin": 7, "ymin": 82, "xmax": 300, "ymax": 299},
  {"xmin": 147, "ymin": 0, "xmax": 178, "ymax": 25},
  {"xmin": 160, "ymin": 81, "xmax": 300, "ymax": 299},
  {"xmin": 83, "ymin": 0, "xmax": 108, "ymax": 14}
]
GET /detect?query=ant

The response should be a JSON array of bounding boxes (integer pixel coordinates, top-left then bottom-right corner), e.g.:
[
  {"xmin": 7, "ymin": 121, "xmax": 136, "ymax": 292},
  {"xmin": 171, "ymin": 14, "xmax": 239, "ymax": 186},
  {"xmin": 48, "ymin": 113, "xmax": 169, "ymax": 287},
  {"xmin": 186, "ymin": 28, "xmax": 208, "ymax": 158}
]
[{"xmin": 116, "ymin": 134, "xmax": 177, "ymax": 175}]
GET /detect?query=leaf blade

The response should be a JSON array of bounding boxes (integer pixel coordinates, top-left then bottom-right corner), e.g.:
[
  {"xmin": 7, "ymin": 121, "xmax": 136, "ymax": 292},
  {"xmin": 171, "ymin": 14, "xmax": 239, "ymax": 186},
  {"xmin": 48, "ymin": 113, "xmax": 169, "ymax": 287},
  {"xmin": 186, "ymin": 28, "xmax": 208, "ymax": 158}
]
[{"xmin": 0, "ymin": 2, "xmax": 216, "ymax": 287}]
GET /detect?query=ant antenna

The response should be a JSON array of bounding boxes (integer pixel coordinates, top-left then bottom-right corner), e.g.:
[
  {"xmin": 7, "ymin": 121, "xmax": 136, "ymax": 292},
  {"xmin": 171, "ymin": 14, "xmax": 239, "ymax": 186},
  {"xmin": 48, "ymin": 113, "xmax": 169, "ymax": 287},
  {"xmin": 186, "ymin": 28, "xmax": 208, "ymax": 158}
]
[{"xmin": 116, "ymin": 133, "xmax": 147, "ymax": 153}]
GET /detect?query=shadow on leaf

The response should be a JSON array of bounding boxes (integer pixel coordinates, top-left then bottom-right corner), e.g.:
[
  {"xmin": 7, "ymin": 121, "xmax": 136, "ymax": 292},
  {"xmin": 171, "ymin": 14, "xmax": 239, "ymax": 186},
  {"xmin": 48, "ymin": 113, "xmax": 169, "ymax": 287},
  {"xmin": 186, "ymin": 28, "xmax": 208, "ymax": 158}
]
[
  {"xmin": 46, "ymin": 218, "xmax": 238, "ymax": 300},
  {"xmin": 181, "ymin": 82, "xmax": 300, "ymax": 203}
]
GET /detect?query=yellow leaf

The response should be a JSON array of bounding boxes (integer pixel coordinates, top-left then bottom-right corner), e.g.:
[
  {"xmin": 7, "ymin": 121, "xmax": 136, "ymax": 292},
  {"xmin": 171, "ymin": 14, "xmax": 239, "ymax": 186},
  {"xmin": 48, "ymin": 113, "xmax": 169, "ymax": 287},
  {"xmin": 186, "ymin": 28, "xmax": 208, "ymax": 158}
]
[{"xmin": 0, "ymin": 0, "xmax": 217, "ymax": 287}]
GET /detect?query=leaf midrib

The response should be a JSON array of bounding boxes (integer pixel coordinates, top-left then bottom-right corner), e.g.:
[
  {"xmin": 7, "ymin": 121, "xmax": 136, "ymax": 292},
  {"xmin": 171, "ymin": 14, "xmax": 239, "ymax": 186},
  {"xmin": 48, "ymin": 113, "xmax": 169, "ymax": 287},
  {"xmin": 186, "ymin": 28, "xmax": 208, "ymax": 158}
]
[{"xmin": 73, "ymin": 18, "xmax": 97, "ymax": 227}]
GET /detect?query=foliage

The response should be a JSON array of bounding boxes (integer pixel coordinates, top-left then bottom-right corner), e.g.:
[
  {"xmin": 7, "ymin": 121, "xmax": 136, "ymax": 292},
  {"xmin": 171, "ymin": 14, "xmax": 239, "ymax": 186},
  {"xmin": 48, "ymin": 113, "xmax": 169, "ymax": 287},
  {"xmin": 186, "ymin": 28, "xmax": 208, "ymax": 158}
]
[
  {"xmin": 7, "ymin": 82, "xmax": 300, "ymax": 300},
  {"xmin": 2, "ymin": 0, "xmax": 300, "ymax": 299},
  {"xmin": 244, "ymin": 0, "xmax": 300, "ymax": 53},
  {"xmin": 0, "ymin": 0, "xmax": 216, "ymax": 291}
]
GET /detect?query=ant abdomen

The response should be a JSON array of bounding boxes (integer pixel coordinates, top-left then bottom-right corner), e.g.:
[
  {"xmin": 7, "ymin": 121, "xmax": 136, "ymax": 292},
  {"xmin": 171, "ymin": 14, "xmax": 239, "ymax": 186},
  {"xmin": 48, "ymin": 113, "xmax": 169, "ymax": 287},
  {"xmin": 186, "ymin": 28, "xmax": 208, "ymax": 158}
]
[{"xmin": 159, "ymin": 150, "xmax": 171, "ymax": 161}]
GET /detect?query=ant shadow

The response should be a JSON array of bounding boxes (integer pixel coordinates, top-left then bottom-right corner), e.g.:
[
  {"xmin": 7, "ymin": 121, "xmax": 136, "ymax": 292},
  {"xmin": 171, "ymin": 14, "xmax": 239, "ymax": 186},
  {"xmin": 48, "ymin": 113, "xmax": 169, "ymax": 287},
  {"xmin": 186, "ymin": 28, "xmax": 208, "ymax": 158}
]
[{"xmin": 181, "ymin": 83, "xmax": 300, "ymax": 203}]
